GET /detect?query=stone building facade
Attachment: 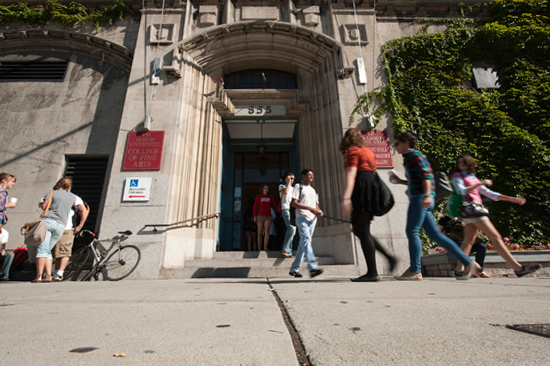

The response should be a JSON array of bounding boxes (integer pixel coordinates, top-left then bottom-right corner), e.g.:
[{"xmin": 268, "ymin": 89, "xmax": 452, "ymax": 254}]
[{"xmin": 0, "ymin": 0, "xmax": 488, "ymax": 279}]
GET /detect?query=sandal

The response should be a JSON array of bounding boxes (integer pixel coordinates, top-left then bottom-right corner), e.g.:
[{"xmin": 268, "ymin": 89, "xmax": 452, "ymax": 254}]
[
  {"xmin": 42, "ymin": 275, "xmax": 52, "ymax": 282},
  {"xmin": 31, "ymin": 274, "xmax": 43, "ymax": 283},
  {"xmin": 479, "ymin": 272, "xmax": 491, "ymax": 278}
]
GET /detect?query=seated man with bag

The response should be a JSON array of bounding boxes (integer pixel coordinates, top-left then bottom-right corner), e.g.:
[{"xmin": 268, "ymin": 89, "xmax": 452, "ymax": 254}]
[{"xmin": 437, "ymin": 216, "xmax": 491, "ymax": 278}]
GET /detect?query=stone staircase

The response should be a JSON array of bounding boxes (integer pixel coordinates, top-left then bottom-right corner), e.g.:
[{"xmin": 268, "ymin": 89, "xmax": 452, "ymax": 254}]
[{"xmin": 159, "ymin": 251, "xmax": 359, "ymax": 279}]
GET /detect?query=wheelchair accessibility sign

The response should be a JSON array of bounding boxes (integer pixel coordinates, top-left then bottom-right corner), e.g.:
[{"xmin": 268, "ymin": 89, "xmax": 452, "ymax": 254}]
[{"xmin": 123, "ymin": 177, "xmax": 152, "ymax": 201}]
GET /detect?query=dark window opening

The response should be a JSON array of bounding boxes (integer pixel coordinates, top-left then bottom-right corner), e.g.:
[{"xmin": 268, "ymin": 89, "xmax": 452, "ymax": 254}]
[
  {"xmin": 0, "ymin": 60, "xmax": 68, "ymax": 81},
  {"xmin": 64, "ymin": 156, "xmax": 109, "ymax": 234},
  {"xmin": 224, "ymin": 69, "xmax": 297, "ymax": 89}
]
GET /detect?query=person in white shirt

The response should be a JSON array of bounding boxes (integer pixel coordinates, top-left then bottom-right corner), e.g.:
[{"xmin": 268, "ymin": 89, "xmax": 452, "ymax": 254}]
[
  {"xmin": 289, "ymin": 169, "xmax": 324, "ymax": 278},
  {"xmin": 279, "ymin": 172, "xmax": 296, "ymax": 258},
  {"xmin": 0, "ymin": 229, "xmax": 14, "ymax": 281}
]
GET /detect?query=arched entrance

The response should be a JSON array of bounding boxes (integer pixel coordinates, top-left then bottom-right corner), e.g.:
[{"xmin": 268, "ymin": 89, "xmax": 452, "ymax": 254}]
[{"xmin": 169, "ymin": 21, "xmax": 353, "ymax": 262}]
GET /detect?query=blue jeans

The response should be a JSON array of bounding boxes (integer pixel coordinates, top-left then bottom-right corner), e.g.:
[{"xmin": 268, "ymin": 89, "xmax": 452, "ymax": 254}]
[
  {"xmin": 291, "ymin": 217, "xmax": 318, "ymax": 272},
  {"xmin": 36, "ymin": 219, "xmax": 65, "ymax": 260},
  {"xmin": 406, "ymin": 195, "xmax": 473, "ymax": 273},
  {"xmin": 1, "ymin": 250, "xmax": 14, "ymax": 279},
  {"xmin": 281, "ymin": 209, "xmax": 296, "ymax": 255}
]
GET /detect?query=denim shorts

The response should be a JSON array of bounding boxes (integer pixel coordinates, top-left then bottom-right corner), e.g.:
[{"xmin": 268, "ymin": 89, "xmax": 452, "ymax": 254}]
[{"xmin": 36, "ymin": 219, "xmax": 65, "ymax": 259}]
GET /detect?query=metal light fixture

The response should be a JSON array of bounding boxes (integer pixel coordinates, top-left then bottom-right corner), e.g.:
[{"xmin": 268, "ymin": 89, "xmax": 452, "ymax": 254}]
[{"xmin": 256, "ymin": 120, "xmax": 267, "ymax": 154}]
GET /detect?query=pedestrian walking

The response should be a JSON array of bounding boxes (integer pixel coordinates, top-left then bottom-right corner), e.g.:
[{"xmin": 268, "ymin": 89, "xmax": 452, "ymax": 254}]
[
  {"xmin": 289, "ymin": 169, "xmax": 324, "ymax": 278},
  {"xmin": 451, "ymin": 155, "xmax": 541, "ymax": 277},
  {"xmin": 279, "ymin": 171, "xmax": 296, "ymax": 258},
  {"xmin": 391, "ymin": 132, "xmax": 479, "ymax": 280},
  {"xmin": 340, "ymin": 128, "xmax": 397, "ymax": 282}
]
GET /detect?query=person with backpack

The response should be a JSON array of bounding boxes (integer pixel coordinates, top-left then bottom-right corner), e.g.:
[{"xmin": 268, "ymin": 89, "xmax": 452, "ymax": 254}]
[
  {"xmin": 391, "ymin": 132, "xmax": 479, "ymax": 280},
  {"xmin": 279, "ymin": 171, "xmax": 296, "ymax": 258},
  {"xmin": 340, "ymin": 128, "xmax": 397, "ymax": 282},
  {"xmin": 451, "ymin": 155, "xmax": 541, "ymax": 277}
]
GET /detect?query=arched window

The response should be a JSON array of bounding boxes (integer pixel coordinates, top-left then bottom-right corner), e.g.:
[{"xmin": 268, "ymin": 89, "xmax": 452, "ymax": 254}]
[{"xmin": 224, "ymin": 69, "xmax": 297, "ymax": 89}]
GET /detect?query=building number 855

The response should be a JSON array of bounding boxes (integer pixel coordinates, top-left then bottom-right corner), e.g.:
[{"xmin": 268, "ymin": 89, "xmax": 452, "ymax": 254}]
[{"xmin": 248, "ymin": 105, "xmax": 272, "ymax": 115}]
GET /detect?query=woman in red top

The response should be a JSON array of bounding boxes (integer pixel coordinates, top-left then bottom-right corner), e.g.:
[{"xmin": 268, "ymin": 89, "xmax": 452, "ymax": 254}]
[
  {"xmin": 253, "ymin": 185, "xmax": 278, "ymax": 251},
  {"xmin": 340, "ymin": 128, "xmax": 397, "ymax": 282}
]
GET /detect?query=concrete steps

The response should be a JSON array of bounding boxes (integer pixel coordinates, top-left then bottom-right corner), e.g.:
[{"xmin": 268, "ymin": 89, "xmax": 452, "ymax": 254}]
[{"xmin": 159, "ymin": 251, "xmax": 359, "ymax": 279}]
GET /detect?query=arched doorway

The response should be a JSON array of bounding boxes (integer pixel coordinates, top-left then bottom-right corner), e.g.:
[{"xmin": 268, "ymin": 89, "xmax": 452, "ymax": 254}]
[{"xmin": 173, "ymin": 21, "xmax": 351, "ymax": 259}]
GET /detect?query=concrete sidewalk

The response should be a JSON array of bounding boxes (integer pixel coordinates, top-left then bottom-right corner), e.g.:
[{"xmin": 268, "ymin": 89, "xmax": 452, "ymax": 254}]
[{"xmin": 0, "ymin": 276, "xmax": 549, "ymax": 366}]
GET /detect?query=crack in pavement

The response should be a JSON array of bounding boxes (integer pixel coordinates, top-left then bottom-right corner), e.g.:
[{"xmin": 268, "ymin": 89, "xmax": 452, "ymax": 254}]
[{"xmin": 267, "ymin": 278, "xmax": 311, "ymax": 366}]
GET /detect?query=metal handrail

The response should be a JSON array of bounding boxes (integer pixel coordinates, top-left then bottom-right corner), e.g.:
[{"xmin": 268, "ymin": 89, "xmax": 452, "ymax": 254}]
[
  {"xmin": 322, "ymin": 215, "xmax": 351, "ymax": 224},
  {"xmin": 143, "ymin": 212, "xmax": 221, "ymax": 232}
]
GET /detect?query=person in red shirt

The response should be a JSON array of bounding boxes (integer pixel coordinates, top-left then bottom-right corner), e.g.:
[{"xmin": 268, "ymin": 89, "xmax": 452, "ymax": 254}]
[
  {"xmin": 340, "ymin": 128, "xmax": 397, "ymax": 282},
  {"xmin": 253, "ymin": 185, "xmax": 278, "ymax": 251}
]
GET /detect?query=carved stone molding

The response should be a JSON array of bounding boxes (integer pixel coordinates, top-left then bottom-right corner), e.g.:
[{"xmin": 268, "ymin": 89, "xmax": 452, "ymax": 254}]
[
  {"xmin": 180, "ymin": 21, "xmax": 340, "ymax": 54},
  {"xmin": 0, "ymin": 30, "xmax": 133, "ymax": 73}
]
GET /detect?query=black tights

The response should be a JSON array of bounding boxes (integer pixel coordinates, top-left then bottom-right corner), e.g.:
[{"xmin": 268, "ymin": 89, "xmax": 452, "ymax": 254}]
[{"xmin": 352, "ymin": 212, "xmax": 394, "ymax": 277}]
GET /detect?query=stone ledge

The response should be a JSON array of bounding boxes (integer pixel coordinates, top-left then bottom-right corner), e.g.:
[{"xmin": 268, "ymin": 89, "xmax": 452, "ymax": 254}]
[{"xmin": 421, "ymin": 251, "xmax": 550, "ymax": 278}]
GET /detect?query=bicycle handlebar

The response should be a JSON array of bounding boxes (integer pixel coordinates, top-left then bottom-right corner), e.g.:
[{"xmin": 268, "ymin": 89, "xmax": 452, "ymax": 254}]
[{"xmin": 77, "ymin": 229, "xmax": 96, "ymax": 238}]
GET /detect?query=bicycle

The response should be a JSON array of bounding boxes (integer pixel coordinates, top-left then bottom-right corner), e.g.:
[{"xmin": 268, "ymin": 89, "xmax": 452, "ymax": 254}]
[{"xmin": 63, "ymin": 230, "xmax": 141, "ymax": 281}]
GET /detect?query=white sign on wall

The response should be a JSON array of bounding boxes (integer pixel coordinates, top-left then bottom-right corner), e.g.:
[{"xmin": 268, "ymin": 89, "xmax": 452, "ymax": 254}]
[
  {"xmin": 235, "ymin": 105, "xmax": 286, "ymax": 116},
  {"xmin": 123, "ymin": 177, "xmax": 152, "ymax": 202},
  {"xmin": 356, "ymin": 57, "xmax": 367, "ymax": 84}
]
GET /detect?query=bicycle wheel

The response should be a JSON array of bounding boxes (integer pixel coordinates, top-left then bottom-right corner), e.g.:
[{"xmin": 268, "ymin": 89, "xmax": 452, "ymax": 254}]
[
  {"xmin": 101, "ymin": 245, "xmax": 141, "ymax": 281},
  {"xmin": 62, "ymin": 247, "xmax": 91, "ymax": 281}
]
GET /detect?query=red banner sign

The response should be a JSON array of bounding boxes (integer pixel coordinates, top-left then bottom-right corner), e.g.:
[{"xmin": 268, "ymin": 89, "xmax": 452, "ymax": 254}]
[
  {"xmin": 361, "ymin": 130, "xmax": 394, "ymax": 168},
  {"xmin": 122, "ymin": 131, "xmax": 165, "ymax": 171}
]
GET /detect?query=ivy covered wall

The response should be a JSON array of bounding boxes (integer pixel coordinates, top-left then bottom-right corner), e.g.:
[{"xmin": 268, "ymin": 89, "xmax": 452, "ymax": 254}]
[
  {"xmin": 0, "ymin": 0, "xmax": 131, "ymax": 28},
  {"xmin": 364, "ymin": 0, "xmax": 550, "ymax": 247}
]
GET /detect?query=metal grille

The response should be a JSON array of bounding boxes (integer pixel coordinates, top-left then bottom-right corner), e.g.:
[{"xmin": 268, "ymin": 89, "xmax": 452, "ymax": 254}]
[
  {"xmin": 0, "ymin": 60, "xmax": 68, "ymax": 81},
  {"xmin": 65, "ymin": 156, "xmax": 109, "ymax": 233},
  {"xmin": 507, "ymin": 323, "xmax": 550, "ymax": 338}
]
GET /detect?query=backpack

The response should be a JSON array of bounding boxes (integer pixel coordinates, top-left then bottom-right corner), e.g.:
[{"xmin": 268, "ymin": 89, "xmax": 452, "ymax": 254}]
[
  {"xmin": 288, "ymin": 184, "xmax": 303, "ymax": 226},
  {"xmin": 442, "ymin": 217, "xmax": 465, "ymax": 242},
  {"xmin": 10, "ymin": 247, "xmax": 28, "ymax": 273},
  {"xmin": 445, "ymin": 188, "xmax": 463, "ymax": 218},
  {"xmin": 434, "ymin": 172, "xmax": 453, "ymax": 202}
]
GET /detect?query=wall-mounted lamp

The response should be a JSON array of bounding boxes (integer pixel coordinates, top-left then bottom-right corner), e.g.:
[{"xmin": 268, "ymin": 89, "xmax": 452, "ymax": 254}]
[
  {"xmin": 143, "ymin": 116, "xmax": 152, "ymax": 131},
  {"xmin": 151, "ymin": 57, "xmax": 161, "ymax": 85},
  {"xmin": 256, "ymin": 120, "xmax": 267, "ymax": 154}
]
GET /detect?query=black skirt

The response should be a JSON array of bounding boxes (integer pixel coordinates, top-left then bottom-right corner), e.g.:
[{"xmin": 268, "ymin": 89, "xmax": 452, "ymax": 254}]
[{"xmin": 351, "ymin": 170, "xmax": 378, "ymax": 215}]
